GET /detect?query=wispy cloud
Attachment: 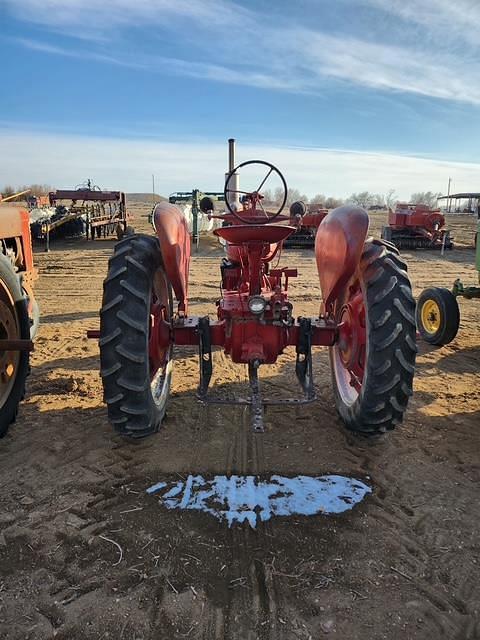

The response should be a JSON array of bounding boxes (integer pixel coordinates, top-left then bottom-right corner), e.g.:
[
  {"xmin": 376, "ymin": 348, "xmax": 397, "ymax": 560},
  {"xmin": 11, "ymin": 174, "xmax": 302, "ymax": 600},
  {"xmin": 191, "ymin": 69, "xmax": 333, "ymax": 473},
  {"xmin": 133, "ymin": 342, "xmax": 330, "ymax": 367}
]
[
  {"xmin": 361, "ymin": 0, "xmax": 480, "ymax": 48},
  {"xmin": 13, "ymin": 37, "xmax": 302, "ymax": 92},
  {"xmin": 5, "ymin": 0, "xmax": 480, "ymax": 106},
  {"xmin": 1, "ymin": 129, "xmax": 479, "ymax": 198}
]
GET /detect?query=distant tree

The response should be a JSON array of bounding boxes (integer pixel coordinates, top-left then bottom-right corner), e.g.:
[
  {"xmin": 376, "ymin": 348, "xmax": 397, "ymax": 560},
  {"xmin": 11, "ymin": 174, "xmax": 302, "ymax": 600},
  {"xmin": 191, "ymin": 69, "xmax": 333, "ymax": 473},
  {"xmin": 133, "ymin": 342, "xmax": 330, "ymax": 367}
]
[
  {"xmin": 372, "ymin": 193, "xmax": 385, "ymax": 207},
  {"xmin": 324, "ymin": 196, "xmax": 344, "ymax": 209},
  {"xmin": 384, "ymin": 189, "xmax": 397, "ymax": 209},
  {"xmin": 273, "ymin": 186, "xmax": 285, "ymax": 204},
  {"xmin": 311, "ymin": 193, "xmax": 326, "ymax": 205},
  {"xmin": 262, "ymin": 188, "xmax": 273, "ymax": 204},
  {"xmin": 1, "ymin": 185, "xmax": 15, "ymax": 198},
  {"xmin": 19, "ymin": 183, "xmax": 53, "ymax": 197},
  {"xmin": 1, "ymin": 183, "xmax": 53, "ymax": 201},
  {"xmin": 410, "ymin": 191, "xmax": 442, "ymax": 207},
  {"xmin": 274, "ymin": 188, "xmax": 309, "ymax": 207},
  {"xmin": 347, "ymin": 191, "xmax": 376, "ymax": 208}
]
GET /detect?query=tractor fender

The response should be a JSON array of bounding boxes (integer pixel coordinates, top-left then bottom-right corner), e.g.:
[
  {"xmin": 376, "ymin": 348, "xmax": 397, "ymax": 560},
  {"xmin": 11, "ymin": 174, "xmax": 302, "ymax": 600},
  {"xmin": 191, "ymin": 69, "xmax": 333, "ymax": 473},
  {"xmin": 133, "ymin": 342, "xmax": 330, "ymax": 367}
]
[
  {"xmin": 315, "ymin": 205, "xmax": 369, "ymax": 311},
  {"xmin": 153, "ymin": 202, "xmax": 191, "ymax": 314}
]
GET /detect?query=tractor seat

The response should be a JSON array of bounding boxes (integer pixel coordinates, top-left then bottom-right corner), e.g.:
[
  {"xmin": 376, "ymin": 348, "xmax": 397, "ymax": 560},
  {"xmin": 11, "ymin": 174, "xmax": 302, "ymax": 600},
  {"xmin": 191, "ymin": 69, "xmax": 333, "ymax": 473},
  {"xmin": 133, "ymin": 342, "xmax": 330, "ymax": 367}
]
[{"xmin": 214, "ymin": 224, "xmax": 295, "ymax": 245}]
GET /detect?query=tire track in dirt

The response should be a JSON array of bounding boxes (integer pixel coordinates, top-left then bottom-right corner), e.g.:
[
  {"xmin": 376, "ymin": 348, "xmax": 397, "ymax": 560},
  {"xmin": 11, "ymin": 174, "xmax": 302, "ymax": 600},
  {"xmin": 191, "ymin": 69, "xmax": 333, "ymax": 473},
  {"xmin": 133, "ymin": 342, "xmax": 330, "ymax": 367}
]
[{"xmin": 342, "ymin": 432, "xmax": 478, "ymax": 639}]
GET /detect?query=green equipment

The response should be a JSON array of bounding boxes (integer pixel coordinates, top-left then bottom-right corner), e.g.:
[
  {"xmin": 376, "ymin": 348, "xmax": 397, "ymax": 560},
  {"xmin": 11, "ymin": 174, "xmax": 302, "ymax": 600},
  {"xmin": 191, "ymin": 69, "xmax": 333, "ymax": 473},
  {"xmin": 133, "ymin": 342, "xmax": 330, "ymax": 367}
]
[
  {"xmin": 416, "ymin": 218, "xmax": 480, "ymax": 345},
  {"xmin": 168, "ymin": 190, "xmax": 225, "ymax": 247}
]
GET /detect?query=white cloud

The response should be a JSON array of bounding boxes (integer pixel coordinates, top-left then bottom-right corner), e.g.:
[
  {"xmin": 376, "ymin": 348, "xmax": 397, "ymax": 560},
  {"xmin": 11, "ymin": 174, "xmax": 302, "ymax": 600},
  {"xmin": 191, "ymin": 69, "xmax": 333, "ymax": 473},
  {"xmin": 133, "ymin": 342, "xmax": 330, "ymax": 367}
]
[
  {"xmin": 361, "ymin": 0, "xmax": 480, "ymax": 48},
  {"xmin": 2, "ymin": 0, "xmax": 246, "ymax": 32},
  {"xmin": 6, "ymin": 0, "xmax": 480, "ymax": 106},
  {"xmin": 1, "ymin": 129, "xmax": 478, "ymax": 199}
]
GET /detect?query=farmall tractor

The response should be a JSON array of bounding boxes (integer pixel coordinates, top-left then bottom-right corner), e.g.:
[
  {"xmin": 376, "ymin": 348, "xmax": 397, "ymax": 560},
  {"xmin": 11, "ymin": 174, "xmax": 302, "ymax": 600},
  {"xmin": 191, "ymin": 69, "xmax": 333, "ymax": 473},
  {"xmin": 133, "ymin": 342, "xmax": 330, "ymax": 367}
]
[
  {"xmin": 98, "ymin": 141, "xmax": 416, "ymax": 438},
  {"xmin": 0, "ymin": 192, "xmax": 38, "ymax": 437},
  {"xmin": 381, "ymin": 203, "xmax": 453, "ymax": 250}
]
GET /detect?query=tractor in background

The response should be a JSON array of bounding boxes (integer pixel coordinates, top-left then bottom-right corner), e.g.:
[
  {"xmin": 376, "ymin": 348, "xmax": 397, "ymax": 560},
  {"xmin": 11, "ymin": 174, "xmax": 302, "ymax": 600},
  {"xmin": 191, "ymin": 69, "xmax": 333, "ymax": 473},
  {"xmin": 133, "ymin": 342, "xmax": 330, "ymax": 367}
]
[
  {"xmin": 0, "ymin": 191, "xmax": 38, "ymax": 437},
  {"xmin": 167, "ymin": 190, "xmax": 225, "ymax": 248},
  {"xmin": 381, "ymin": 203, "xmax": 453, "ymax": 250},
  {"xmin": 284, "ymin": 201, "xmax": 328, "ymax": 248},
  {"xmin": 416, "ymin": 217, "xmax": 480, "ymax": 345},
  {"xmin": 95, "ymin": 139, "xmax": 416, "ymax": 440}
]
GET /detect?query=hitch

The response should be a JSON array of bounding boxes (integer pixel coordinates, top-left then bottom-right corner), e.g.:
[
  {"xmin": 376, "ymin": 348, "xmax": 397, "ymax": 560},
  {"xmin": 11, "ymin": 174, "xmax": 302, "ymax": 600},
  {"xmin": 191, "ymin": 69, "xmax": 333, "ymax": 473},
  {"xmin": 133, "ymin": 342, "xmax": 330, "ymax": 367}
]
[
  {"xmin": 295, "ymin": 317, "xmax": 314, "ymax": 399},
  {"xmin": 197, "ymin": 316, "xmax": 212, "ymax": 397},
  {"xmin": 248, "ymin": 360, "xmax": 264, "ymax": 433}
]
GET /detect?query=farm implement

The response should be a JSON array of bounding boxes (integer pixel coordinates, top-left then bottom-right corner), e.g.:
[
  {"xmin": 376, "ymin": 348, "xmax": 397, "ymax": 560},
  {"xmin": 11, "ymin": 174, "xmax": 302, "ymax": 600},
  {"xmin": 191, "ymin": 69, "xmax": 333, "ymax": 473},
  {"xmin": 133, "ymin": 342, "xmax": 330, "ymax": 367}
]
[
  {"xmin": 95, "ymin": 140, "xmax": 416, "ymax": 438},
  {"xmin": 32, "ymin": 181, "xmax": 132, "ymax": 249},
  {"xmin": 381, "ymin": 203, "xmax": 453, "ymax": 250},
  {"xmin": 167, "ymin": 190, "xmax": 225, "ymax": 248},
  {"xmin": 416, "ymin": 218, "xmax": 480, "ymax": 345},
  {"xmin": 283, "ymin": 201, "xmax": 328, "ymax": 248},
  {"xmin": 0, "ymin": 191, "xmax": 38, "ymax": 436}
]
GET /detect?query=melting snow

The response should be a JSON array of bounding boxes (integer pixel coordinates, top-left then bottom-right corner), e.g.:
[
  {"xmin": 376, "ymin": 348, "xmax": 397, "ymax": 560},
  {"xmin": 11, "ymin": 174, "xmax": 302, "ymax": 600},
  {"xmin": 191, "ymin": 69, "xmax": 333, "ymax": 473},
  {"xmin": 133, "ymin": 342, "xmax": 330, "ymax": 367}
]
[{"xmin": 146, "ymin": 474, "xmax": 371, "ymax": 528}]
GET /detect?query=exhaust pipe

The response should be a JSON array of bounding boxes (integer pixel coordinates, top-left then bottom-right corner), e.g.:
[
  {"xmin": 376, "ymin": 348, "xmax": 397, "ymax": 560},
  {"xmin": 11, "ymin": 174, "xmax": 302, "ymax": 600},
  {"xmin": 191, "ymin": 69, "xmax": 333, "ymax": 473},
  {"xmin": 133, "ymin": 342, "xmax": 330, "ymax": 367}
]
[
  {"xmin": 226, "ymin": 138, "xmax": 239, "ymax": 209},
  {"xmin": 228, "ymin": 138, "xmax": 236, "ymax": 172}
]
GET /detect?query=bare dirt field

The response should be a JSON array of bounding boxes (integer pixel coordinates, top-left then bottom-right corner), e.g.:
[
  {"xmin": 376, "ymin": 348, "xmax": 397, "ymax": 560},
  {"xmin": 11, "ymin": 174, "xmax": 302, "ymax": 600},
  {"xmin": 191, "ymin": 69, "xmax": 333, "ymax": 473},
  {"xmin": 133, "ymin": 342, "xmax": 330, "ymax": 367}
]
[{"xmin": 1, "ymin": 209, "xmax": 479, "ymax": 640}]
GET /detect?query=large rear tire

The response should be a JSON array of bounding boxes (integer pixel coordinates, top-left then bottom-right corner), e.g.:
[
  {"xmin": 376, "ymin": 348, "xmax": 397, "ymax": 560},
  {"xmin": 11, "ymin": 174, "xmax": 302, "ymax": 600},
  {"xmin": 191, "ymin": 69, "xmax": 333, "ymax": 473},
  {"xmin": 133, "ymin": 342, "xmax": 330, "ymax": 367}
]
[
  {"xmin": 100, "ymin": 234, "xmax": 173, "ymax": 438},
  {"xmin": 0, "ymin": 254, "xmax": 30, "ymax": 438},
  {"xmin": 330, "ymin": 239, "xmax": 416, "ymax": 436},
  {"xmin": 416, "ymin": 287, "xmax": 459, "ymax": 345}
]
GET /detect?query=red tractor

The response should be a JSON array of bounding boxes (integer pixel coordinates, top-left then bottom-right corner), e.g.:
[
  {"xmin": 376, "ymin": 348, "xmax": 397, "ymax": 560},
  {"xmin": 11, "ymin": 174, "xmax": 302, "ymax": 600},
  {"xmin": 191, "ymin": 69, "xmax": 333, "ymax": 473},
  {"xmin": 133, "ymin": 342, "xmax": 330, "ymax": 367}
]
[
  {"xmin": 0, "ymin": 193, "xmax": 38, "ymax": 437},
  {"xmin": 284, "ymin": 201, "xmax": 328, "ymax": 248},
  {"xmin": 98, "ymin": 149, "xmax": 416, "ymax": 438},
  {"xmin": 381, "ymin": 203, "xmax": 453, "ymax": 250}
]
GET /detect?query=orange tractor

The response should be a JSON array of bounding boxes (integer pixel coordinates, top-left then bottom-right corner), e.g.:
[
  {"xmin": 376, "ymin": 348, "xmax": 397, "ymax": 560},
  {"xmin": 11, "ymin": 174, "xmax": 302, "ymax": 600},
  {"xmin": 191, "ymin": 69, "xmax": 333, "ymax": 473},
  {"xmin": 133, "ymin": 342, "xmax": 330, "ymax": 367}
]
[
  {"xmin": 93, "ymin": 140, "xmax": 417, "ymax": 440},
  {"xmin": 0, "ymin": 191, "xmax": 38, "ymax": 437},
  {"xmin": 381, "ymin": 203, "xmax": 452, "ymax": 250}
]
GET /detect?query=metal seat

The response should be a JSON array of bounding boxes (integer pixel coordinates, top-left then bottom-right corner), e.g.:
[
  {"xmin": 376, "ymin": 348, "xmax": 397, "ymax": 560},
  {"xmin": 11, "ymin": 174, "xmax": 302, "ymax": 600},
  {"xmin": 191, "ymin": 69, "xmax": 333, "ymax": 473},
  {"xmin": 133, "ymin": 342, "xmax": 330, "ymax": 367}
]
[{"xmin": 214, "ymin": 224, "xmax": 295, "ymax": 245}]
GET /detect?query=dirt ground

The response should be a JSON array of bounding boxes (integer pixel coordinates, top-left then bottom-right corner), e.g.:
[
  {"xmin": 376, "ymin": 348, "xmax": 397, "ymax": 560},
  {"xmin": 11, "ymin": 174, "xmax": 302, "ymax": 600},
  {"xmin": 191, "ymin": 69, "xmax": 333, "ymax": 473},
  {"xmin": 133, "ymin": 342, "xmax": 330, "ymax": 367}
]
[{"xmin": 1, "ymin": 208, "xmax": 479, "ymax": 640}]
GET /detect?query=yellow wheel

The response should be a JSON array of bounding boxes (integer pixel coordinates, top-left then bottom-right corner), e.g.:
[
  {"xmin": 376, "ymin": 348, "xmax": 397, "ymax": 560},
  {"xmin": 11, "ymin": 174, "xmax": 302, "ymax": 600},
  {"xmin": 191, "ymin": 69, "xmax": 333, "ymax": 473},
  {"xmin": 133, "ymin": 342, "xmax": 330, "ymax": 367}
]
[
  {"xmin": 420, "ymin": 299, "xmax": 441, "ymax": 335},
  {"xmin": 416, "ymin": 287, "xmax": 460, "ymax": 345}
]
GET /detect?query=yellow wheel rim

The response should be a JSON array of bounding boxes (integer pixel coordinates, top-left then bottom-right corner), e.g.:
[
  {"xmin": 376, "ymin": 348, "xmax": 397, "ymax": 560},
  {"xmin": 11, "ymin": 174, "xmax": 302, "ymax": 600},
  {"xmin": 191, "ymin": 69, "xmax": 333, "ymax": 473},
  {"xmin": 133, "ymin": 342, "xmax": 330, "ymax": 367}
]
[{"xmin": 420, "ymin": 299, "xmax": 441, "ymax": 334}]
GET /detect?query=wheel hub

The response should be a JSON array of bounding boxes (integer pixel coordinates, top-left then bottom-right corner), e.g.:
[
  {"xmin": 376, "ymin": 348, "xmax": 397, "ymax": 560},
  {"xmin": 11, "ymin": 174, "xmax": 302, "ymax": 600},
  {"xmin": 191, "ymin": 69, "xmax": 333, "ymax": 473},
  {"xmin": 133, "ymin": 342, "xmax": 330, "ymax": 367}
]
[
  {"xmin": 420, "ymin": 299, "xmax": 441, "ymax": 334},
  {"xmin": 337, "ymin": 289, "xmax": 366, "ymax": 392}
]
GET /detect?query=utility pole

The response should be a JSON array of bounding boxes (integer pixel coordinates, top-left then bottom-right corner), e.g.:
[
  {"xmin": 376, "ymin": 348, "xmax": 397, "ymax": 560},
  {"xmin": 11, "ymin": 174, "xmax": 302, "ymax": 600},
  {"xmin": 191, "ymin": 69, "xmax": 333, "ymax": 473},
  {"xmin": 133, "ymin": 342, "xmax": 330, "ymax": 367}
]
[{"xmin": 447, "ymin": 177, "xmax": 451, "ymax": 213}]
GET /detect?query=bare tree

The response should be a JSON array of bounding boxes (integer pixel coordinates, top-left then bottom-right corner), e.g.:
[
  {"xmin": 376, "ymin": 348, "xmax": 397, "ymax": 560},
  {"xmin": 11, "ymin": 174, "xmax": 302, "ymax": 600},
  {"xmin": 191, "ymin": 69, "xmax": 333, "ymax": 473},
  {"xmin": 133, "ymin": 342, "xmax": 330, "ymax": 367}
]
[
  {"xmin": 347, "ymin": 191, "xmax": 376, "ymax": 208},
  {"xmin": 1, "ymin": 185, "xmax": 15, "ymax": 198},
  {"xmin": 311, "ymin": 193, "xmax": 326, "ymax": 205},
  {"xmin": 324, "ymin": 196, "xmax": 344, "ymax": 209},
  {"xmin": 384, "ymin": 189, "xmax": 397, "ymax": 209},
  {"xmin": 410, "ymin": 191, "xmax": 442, "ymax": 207}
]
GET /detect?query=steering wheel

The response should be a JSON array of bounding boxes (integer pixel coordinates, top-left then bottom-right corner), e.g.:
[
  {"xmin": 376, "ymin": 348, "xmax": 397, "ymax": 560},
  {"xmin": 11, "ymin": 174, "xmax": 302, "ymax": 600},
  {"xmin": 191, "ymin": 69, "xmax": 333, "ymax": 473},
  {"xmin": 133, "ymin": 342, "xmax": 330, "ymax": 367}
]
[{"xmin": 224, "ymin": 160, "xmax": 288, "ymax": 224}]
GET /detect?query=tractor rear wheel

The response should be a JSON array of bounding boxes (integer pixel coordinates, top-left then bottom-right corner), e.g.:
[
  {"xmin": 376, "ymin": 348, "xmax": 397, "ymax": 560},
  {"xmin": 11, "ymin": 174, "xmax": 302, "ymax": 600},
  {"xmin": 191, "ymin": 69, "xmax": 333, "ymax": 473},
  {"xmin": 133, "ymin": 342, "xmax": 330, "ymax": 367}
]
[
  {"xmin": 330, "ymin": 239, "xmax": 416, "ymax": 436},
  {"xmin": 416, "ymin": 287, "xmax": 460, "ymax": 345},
  {"xmin": 100, "ymin": 234, "xmax": 173, "ymax": 438},
  {"xmin": 0, "ymin": 254, "xmax": 30, "ymax": 438}
]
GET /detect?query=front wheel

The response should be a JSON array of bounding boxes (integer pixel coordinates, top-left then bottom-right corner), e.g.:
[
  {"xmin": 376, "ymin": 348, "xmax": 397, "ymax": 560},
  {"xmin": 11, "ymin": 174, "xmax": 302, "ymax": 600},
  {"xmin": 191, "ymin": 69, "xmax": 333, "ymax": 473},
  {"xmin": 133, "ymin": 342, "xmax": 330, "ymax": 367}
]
[
  {"xmin": 416, "ymin": 287, "xmax": 459, "ymax": 345},
  {"xmin": 330, "ymin": 239, "xmax": 417, "ymax": 436},
  {"xmin": 100, "ymin": 234, "xmax": 173, "ymax": 438}
]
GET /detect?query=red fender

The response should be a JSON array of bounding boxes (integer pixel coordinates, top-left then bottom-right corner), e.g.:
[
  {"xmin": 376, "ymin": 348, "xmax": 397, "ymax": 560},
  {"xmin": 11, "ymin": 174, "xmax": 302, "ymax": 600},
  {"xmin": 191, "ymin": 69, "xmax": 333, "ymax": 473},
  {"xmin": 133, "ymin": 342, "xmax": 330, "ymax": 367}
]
[
  {"xmin": 153, "ymin": 202, "xmax": 191, "ymax": 315},
  {"xmin": 315, "ymin": 205, "xmax": 369, "ymax": 312}
]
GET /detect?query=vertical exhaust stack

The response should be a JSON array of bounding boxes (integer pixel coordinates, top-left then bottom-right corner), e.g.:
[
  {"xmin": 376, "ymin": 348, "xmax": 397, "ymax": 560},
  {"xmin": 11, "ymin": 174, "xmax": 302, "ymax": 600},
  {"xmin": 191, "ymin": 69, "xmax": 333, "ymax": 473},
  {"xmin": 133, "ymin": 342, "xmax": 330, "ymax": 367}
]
[{"xmin": 226, "ymin": 138, "xmax": 240, "ymax": 209}]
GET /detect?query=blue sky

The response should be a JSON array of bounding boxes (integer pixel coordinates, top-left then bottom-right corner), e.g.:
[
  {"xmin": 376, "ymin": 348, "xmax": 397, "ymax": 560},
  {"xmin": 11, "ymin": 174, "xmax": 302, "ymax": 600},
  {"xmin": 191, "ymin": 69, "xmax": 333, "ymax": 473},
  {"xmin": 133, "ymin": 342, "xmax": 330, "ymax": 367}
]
[{"xmin": 1, "ymin": 0, "xmax": 480, "ymax": 198}]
